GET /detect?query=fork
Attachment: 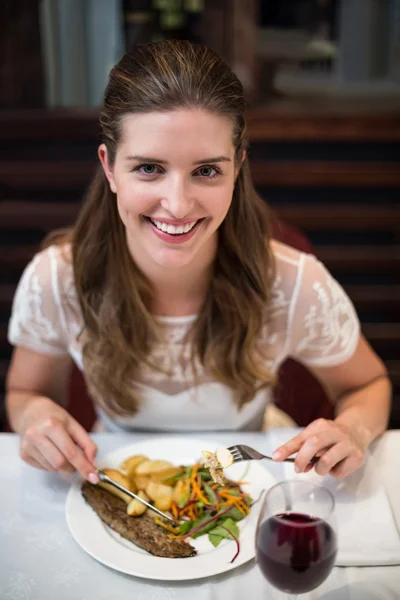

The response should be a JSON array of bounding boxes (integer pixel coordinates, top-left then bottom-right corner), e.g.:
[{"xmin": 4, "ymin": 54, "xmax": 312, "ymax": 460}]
[{"xmin": 227, "ymin": 445, "xmax": 319, "ymax": 466}]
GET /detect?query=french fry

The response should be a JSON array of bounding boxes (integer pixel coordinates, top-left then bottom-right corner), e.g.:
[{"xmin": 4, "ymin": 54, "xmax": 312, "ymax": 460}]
[
  {"xmin": 154, "ymin": 486, "xmax": 173, "ymax": 512},
  {"xmin": 172, "ymin": 479, "xmax": 186, "ymax": 505},
  {"xmin": 97, "ymin": 469, "xmax": 133, "ymax": 503},
  {"xmin": 126, "ymin": 490, "xmax": 150, "ymax": 517},
  {"xmin": 145, "ymin": 480, "xmax": 163, "ymax": 502},
  {"xmin": 132, "ymin": 474, "xmax": 151, "ymax": 491},
  {"xmin": 135, "ymin": 459, "xmax": 174, "ymax": 475},
  {"xmin": 149, "ymin": 466, "xmax": 184, "ymax": 485},
  {"xmin": 146, "ymin": 481, "xmax": 173, "ymax": 511},
  {"xmin": 119, "ymin": 455, "xmax": 148, "ymax": 477}
]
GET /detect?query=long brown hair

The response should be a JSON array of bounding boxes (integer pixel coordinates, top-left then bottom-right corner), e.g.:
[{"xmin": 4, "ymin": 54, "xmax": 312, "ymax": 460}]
[{"xmin": 52, "ymin": 40, "xmax": 276, "ymax": 415}]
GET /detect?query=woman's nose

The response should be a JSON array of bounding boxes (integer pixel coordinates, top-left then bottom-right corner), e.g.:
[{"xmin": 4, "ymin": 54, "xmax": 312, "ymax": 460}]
[{"xmin": 159, "ymin": 177, "xmax": 194, "ymax": 218}]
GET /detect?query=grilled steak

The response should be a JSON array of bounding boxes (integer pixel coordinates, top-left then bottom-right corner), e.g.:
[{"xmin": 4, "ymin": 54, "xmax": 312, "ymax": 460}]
[{"xmin": 81, "ymin": 482, "xmax": 196, "ymax": 558}]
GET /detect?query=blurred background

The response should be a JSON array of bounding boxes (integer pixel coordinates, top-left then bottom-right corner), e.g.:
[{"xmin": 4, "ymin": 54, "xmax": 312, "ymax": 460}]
[{"xmin": 1, "ymin": 0, "xmax": 399, "ymax": 432}]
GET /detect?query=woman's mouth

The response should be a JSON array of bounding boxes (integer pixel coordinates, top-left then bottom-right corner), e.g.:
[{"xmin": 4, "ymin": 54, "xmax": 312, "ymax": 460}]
[{"xmin": 144, "ymin": 217, "xmax": 204, "ymax": 243}]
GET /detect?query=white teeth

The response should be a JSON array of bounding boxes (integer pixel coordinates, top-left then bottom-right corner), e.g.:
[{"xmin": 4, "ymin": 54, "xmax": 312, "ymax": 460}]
[{"xmin": 150, "ymin": 219, "xmax": 198, "ymax": 235}]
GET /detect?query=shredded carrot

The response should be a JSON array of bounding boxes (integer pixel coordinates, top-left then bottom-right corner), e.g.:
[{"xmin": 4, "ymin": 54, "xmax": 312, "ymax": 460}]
[
  {"xmin": 236, "ymin": 498, "xmax": 250, "ymax": 514},
  {"xmin": 190, "ymin": 478, "xmax": 202, "ymax": 501},
  {"xmin": 195, "ymin": 474, "xmax": 211, "ymax": 504},
  {"xmin": 233, "ymin": 503, "xmax": 246, "ymax": 516},
  {"xmin": 190, "ymin": 464, "xmax": 199, "ymax": 486},
  {"xmin": 218, "ymin": 490, "xmax": 237, "ymax": 499},
  {"xmin": 188, "ymin": 506, "xmax": 196, "ymax": 521},
  {"xmin": 179, "ymin": 504, "xmax": 192, "ymax": 517},
  {"xmin": 218, "ymin": 490, "xmax": 251, "ymax": 515},
  {"xmin": 171, "ymin": 502, "xmax": 179, "ymax": 520},
  {"xmin": 219, "ymin": 490, "xmax": 250, "ymax": 504},
  {"xmin": 239, "ymin": 501, "xmax": 250, "ymax": 514},
  {"xmin": 220, "ymin": 500, "xmax": 246, "ymax": 515},
  {"xmin": 187, "ymin": 465, "xmax": 199, "ymax": 500}
]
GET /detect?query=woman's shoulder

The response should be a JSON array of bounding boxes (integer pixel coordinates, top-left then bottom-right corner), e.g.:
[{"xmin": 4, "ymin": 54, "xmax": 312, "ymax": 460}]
[
  {"xmin": 22, "ymin": 242, "xmax": 76, "ymax": 303},
  {"xmin": 7, "ymin": 242, "xmax": 76, "ymax": 354},
  {"xmin": 271, "ymin": 238, "xmax": 307, "ymax": 267},
  {"xmin": 270, "ymin": 239, "xmax": 308, "ymax": 295},
  {"xmin": 30, "ymin": 242, "xmax": 73, "ymax": 276},
  {"xmin": 270, "ymin": 240, "xmax": 360, "ymax": 366},
  {"xmin": 269, "ymin": 239, "xmax": 331, "ymax": 316},
  {"xmin": 271, "ymin": 239, "xmax": 324, "ymax": 281}
]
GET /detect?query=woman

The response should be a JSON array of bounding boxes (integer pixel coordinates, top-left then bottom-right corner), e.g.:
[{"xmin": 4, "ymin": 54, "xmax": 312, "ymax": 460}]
[{"xmin": 6, "ymin": 41, "xmax": 391, "ymax": 484}]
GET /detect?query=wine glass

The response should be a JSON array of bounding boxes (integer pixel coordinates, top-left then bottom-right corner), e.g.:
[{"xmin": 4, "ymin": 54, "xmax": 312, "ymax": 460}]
[{"xmin": 255, "ymin": 480, "xmax": 337, "ymax": 598}]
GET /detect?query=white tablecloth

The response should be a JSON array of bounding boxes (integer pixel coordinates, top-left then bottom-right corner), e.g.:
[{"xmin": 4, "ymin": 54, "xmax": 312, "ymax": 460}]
[{"xmin": 1, "ymin": 429, "xmax": 399, "ymax": 600}]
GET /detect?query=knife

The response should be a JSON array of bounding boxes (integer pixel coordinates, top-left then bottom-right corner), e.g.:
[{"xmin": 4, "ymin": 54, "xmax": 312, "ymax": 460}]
[{"xmin": 95, "ymin": 469, "xmax": 176, "ymax": 523}]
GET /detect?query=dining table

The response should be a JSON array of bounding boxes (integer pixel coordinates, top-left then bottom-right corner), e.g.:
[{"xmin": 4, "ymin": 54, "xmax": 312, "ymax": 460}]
[{"xmin": 1, "ymin": 427, "xmax": 399, "ymax": 600}]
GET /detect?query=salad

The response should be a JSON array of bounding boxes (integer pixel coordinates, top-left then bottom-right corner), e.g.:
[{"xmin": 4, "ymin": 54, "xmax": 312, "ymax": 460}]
[{"xmin": 160, "ymin": 459, "xmax": 252, "ymax": 562}]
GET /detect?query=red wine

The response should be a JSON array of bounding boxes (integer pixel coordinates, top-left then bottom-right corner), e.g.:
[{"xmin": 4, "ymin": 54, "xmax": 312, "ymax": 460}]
[{"xmin": 256, "ymin": 512, "xmax": 337, "ymax": 594}]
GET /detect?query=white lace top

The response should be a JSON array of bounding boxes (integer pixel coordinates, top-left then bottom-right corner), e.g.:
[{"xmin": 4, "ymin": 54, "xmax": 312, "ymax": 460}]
[{"xmin": 7, "ymin": 241, "xmax": 360, "ymax": 432}]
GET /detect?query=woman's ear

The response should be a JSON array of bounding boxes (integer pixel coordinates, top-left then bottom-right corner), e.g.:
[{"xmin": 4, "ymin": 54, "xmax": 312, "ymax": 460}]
[{"xmin": 98, "ymin": 144, "xmax": 117, "ymax": 193}]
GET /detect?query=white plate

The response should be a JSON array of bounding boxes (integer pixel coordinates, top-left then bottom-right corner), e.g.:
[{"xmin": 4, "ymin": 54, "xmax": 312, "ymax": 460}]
[{"xmin": 65, "ymin": 436, "xmax": 276, "ymax": 581}]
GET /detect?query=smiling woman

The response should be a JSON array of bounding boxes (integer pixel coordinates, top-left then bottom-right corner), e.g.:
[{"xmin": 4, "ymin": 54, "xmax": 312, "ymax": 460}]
[
  {"xmin": 6, "ymin": 40, "xmax": 391, "ymax": 485},
  {"xmin": 98, "ymin": 109, "xmax": 237, "ymax": 276}
]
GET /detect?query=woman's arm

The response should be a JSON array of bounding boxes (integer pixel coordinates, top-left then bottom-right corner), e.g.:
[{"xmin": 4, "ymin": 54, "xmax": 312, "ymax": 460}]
[
  {"xmin": 7, "ymin": 346, "xmax": 72, "ymax": 427},
  {"xmin": 6, "ymin": 346, "xmax": 98, "ymax": 481},
  {"xmin": 273, "ymin": 335, "xmax": 392, "ymax": 478}
]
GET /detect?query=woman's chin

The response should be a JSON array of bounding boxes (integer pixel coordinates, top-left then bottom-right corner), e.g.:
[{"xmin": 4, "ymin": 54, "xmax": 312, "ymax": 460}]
[{"xmin": 153, "ymin": 249, "xmax": 194, "ymax": 270}]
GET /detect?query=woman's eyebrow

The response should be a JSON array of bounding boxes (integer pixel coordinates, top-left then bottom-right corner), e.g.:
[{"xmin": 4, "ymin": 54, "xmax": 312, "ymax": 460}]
[
  {"xmin": 124, "ymin": 155, "xmax": 167, "ymax": 163},
  {"xmin": 124, "ymin": 155, "xmax": 231, "ymax": 165},
  {"xmin": 192, "ymin": 156, "xmax": 231, "ymax": 165}
]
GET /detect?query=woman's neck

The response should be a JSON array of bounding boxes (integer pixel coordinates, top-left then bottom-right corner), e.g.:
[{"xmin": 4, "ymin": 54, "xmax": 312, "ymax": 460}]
[
  {"xmin": 151, "ymin": 273, "xmax": 210, "ymax": 317},
  {"xmin": 128, "ymin": 237, "xmax": 217, "ymax": 317}
]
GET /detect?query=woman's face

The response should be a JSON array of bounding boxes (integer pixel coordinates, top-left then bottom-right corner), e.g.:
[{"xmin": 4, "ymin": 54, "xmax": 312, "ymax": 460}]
[{"xmin": 99, "ymin": 108, "xmax": 238, "ymax": 272}]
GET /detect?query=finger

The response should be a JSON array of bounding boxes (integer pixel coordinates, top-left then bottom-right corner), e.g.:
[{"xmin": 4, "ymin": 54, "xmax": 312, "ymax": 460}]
[
  {"xmin": 21, "ymin": 445, "xmax": 57, "ymax": 472},
  {"xmin": 35, "ymin": 435, "xmax": 75, "ymax": 472},
  {"xmin": 314, "ymin": 440, "xmax": 351, "ymax": 476},
  {"xmin": 330, "ymin": 457, "xmax": 358, "ymax": 479},
  {"xmin": 330, "ymin": 449, "xmax": 365, "ymax": 479},
  {"xmin": 294, "ymin": 430, "xmax": 343, "ymax": 473},
  {"xmin": 23, "ymin": 455, "xmax": 48, "ymax": 470},
  {"xmin": 68, "ymin": 420, "xmax": 98, "ymax": 464},
  {"xmin": 59, "ymin": 462, "xmax": 76, "ymax": 474},
  {"xmin": 272, "ymin": 431, "xmax": 305, "ymax": 461},
  {"xmin": 49, "ymin": 424, "xmax": 98, "ymax": 482},
  {"xmin": 272, "ymin": 418, "xmax": 343, "ymax": 465},
  {"xmin": 302, "ymin": 449, "xmax": 328, "ymax": 473},
  {"xmin": 272, "ymin": 419, "xmax": 331, "ymax": 460}
]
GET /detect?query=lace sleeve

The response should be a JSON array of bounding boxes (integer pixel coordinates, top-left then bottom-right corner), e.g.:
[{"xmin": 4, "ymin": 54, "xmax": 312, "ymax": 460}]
[
  {"xmin": 287, "ymin": 253, "xmax": 360, "ymax": 367},
  {"xmin": 7, "ymin": 246, "xmax": 69, "ymax": 355}
]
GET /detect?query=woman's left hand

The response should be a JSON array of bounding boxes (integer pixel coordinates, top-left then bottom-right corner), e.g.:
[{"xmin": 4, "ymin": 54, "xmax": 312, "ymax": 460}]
[{"xmin": 272, "ymin": 418, "xmax": 367, "ymax": 479}]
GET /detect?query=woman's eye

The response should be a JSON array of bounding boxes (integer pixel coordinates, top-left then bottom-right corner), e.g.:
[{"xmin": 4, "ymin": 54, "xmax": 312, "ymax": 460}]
[
  {"xmin": 136, "ymin": 164, "xmax": 161, "ymax": 175},
  {"xmin": 197, "ymin": 166, "xmax": 219, "ymax": 178}
]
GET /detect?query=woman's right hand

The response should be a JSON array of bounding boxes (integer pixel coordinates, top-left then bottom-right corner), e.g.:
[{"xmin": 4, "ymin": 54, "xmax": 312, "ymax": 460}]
[{"xmin": 19, "ymin": 396, "xmax": 99, "ymax": 483}]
